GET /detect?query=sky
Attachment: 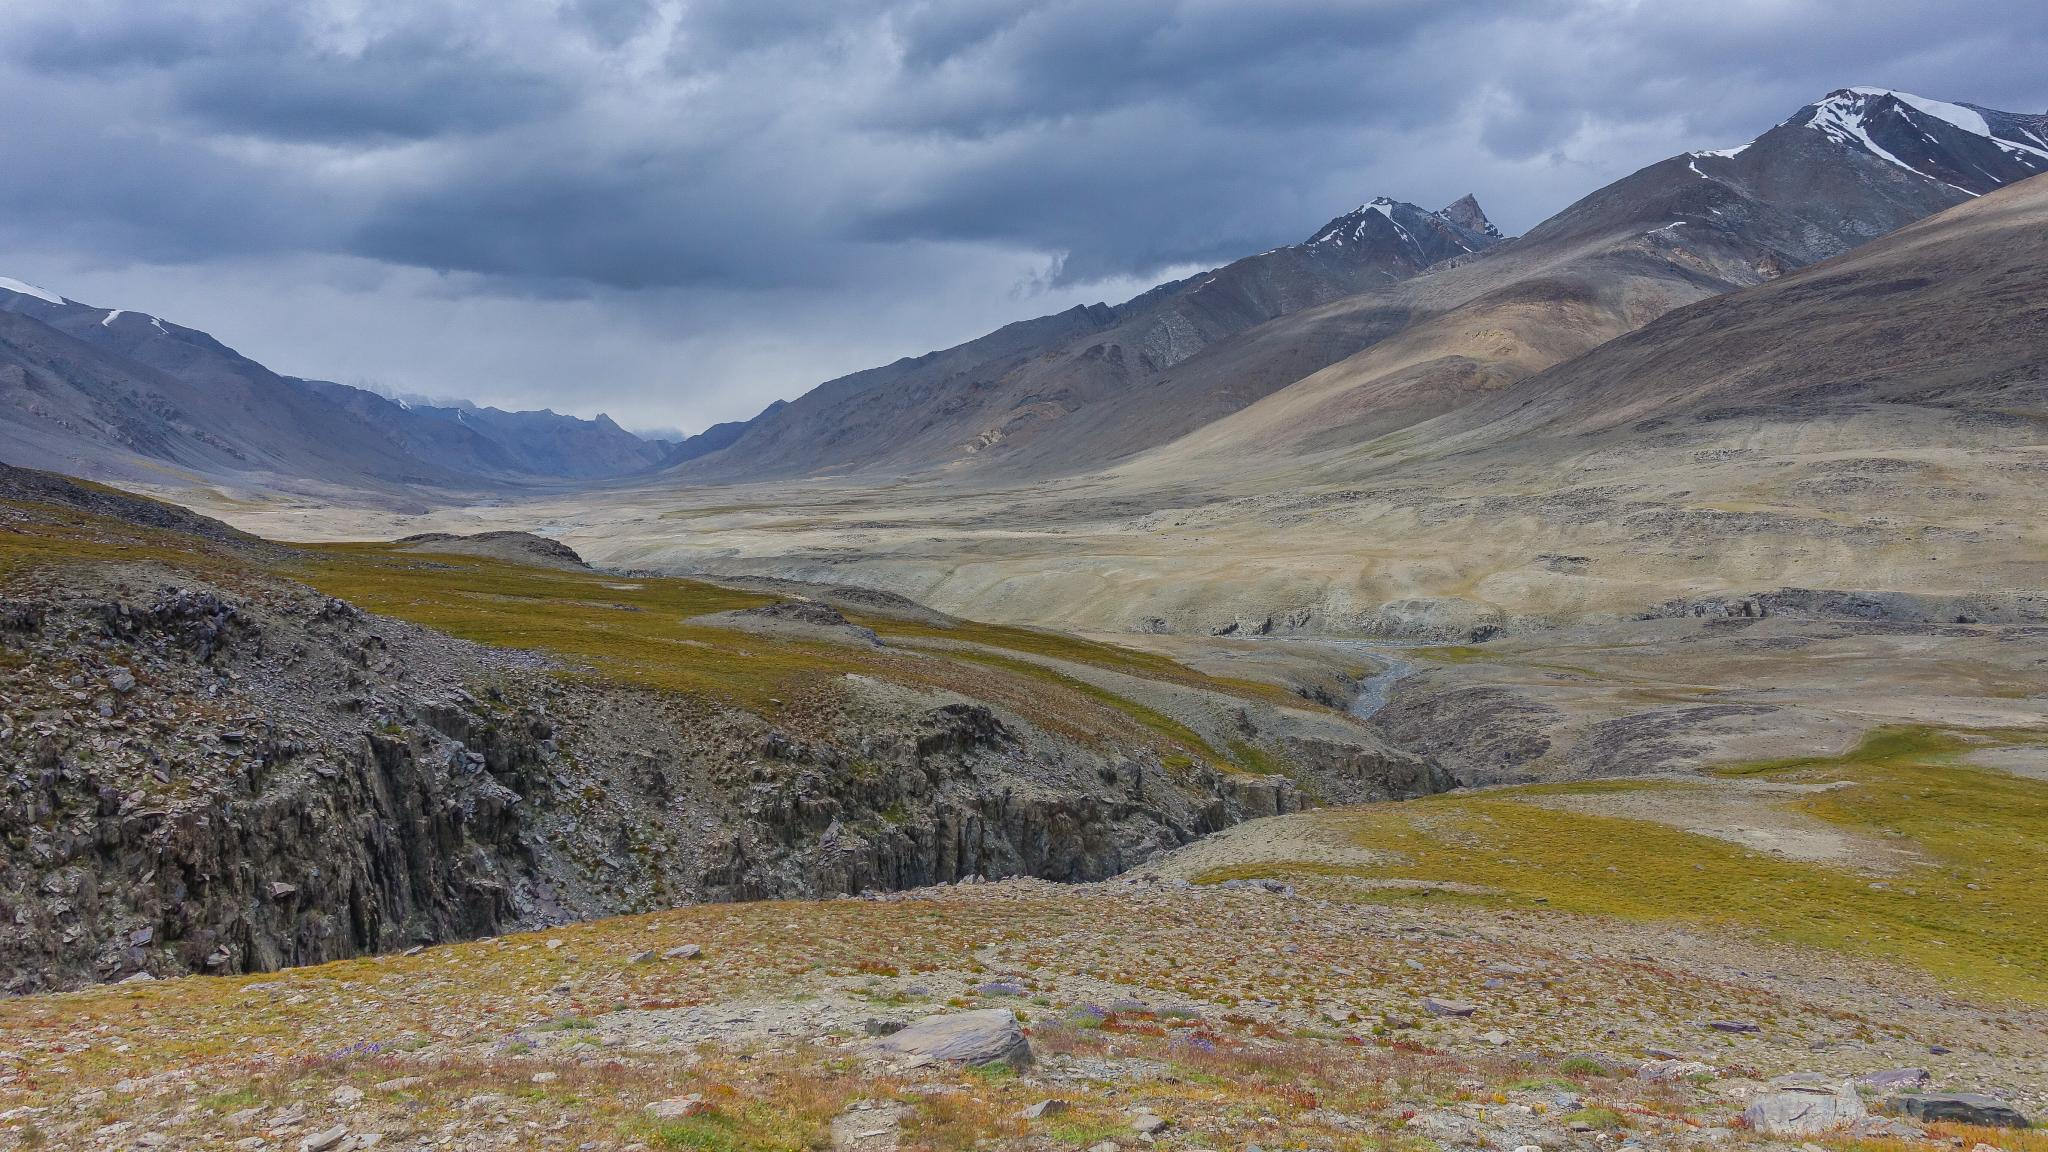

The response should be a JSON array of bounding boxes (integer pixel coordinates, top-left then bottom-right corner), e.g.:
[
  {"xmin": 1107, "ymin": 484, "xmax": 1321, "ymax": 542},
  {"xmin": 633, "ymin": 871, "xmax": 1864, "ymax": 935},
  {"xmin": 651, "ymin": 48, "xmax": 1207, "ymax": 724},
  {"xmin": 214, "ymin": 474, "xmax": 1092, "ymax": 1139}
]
[{"xmin": 0, "ymin": 1, "xmax": 2042, "ymax": 436}]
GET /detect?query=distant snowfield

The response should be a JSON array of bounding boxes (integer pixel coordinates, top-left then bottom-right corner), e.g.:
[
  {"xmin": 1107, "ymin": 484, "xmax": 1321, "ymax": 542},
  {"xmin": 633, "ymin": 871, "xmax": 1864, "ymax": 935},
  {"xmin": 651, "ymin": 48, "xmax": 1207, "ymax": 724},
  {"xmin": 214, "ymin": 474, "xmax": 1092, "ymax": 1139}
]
[{"xmin": 0, "ymin": 276, "xmax": 66, "ymax": 305}]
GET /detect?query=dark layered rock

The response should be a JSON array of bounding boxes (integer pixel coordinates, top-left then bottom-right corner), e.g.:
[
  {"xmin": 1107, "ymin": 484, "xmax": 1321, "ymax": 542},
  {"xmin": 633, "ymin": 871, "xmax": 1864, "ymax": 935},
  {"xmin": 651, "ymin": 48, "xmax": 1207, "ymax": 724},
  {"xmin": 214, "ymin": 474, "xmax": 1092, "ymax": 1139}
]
[
  {"xmin": 1883, "ymin": 1093, "xmax": 2031, "ymax": 1129},
  {"xmin": 0, "ymin": 567, "xmax": 1349, "ymax": 992}
]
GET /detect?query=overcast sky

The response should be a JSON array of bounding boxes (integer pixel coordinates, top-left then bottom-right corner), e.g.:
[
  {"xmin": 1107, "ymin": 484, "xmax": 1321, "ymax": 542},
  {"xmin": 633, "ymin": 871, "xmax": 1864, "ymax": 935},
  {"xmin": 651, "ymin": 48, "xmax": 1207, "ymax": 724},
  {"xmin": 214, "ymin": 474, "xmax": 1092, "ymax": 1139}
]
[{"xmin": 1, "ymin": 1, "xmax": 2041, "ymax": 435}]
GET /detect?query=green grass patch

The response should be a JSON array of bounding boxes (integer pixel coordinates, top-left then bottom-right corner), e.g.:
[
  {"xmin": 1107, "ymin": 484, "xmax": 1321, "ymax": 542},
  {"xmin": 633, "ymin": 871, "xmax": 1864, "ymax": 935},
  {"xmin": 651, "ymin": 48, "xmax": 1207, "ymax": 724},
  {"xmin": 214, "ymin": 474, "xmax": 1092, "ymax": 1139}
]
[
  {"xmin": 1226, "ymin": 738, "xmax": 1290, "ymax": 777},
  {"xmin": 1196, "ymin": 726, "xmax": 2048, "ymax": 1002},
  {"xmin": 1565, "ymin": 1106, "xmax": 1628, "ymax": 1131},
  {"xmin": 1407, "ymin": 645, "xmax": 1496, "ymax": 664},
  {"xmin": 943, "ymin": 648, "xmax": 1221, "ymax": 768}
]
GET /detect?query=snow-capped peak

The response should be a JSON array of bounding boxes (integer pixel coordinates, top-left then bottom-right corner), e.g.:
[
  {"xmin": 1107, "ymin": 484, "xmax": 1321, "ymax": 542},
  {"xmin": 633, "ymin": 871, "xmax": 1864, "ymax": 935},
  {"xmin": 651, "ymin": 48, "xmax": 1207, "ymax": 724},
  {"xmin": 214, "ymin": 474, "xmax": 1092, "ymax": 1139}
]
[
  {"xmin": 1845, "ymin": 86, "xmax": 1989, "ymax": 137},
  {"xmin": 1801, "ymin": 86, "xmax": 2048, "ymax": 166},
  {"xmin": 0, "ymin": 276, "xmax": 67, "ymax": 305}
]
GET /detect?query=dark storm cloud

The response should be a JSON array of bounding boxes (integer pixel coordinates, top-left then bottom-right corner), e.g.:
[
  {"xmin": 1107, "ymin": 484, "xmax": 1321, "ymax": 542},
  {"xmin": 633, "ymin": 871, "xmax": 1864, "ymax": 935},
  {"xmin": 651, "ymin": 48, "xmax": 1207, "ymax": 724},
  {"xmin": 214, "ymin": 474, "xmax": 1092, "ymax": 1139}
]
[{"xmin": 0, "ymin": 0, "xmax": 2042, "ymax": 426}]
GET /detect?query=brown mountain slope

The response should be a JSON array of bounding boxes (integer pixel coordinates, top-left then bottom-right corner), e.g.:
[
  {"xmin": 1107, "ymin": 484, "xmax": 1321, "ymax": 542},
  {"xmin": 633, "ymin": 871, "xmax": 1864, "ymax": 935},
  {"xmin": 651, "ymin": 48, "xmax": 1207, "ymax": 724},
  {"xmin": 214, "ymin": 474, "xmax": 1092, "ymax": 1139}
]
[
  {"xmin": 673, "ymin": 197, "xmax": 1503, "ymax": 481},
  {"xmin": 1461, "ymin": 169, "xmax": 2048, "ymax": 442}
]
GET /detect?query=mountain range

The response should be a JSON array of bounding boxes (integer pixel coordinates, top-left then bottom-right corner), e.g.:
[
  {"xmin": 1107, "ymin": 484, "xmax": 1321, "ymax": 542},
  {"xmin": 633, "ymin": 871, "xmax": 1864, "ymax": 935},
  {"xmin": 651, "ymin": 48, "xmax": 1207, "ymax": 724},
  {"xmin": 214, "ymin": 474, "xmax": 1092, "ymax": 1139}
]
[
  {"xmin": 666, "ymin": 86, "xmax": 2047, "ymax": 484},
  {"xmin": 0, "ymin": 282, "xmax": 680, "ymax": 497},
  {"xmin": 1, "ymin": 86, "xmax": 2044, "ymax": 541}
]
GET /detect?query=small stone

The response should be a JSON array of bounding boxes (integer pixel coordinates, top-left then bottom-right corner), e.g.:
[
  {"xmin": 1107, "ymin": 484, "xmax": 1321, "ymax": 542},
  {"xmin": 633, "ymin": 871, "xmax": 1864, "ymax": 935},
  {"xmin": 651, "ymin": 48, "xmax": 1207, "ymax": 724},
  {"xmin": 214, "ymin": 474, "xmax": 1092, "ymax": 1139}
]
[
  {"xmin": 1421, "ymin": 996, "xmax": 1477, "ymax": 1017},
  {"xmin": 626, "ymin": 951, "xmax": 655, "ymax": 965},
  {"xmin": 300, "ymin": 1126, "xmax": 349, "ymax": 1152},
  {"xmin": 1020, "ymin": 1100, "xmax": 1069, "ymax": 1120},
  {"xmin": 1090, "ymin": 1144, "xmax": 1119, "ymax": 1152},
  {"xmin": 119, "ymin": 971, "xmax": 156, "ymax": 984},
  {"xmin": 1858, "ymin": 1068, "xmax": 1931, "ymax": 1093},
  {"xmin": 372, "ymin": 1077, "xmax": 423, "ymax": 1093},
  {"xmin": 266, "ymin": 882, "xmax": 298, "ymax": 901},
  {"xmin": 1130, "ymin": 1113, "xmax": 1168, "ymax": 1135},
  {"xmin": 1480, "ymin": 1030, "xmax": 1510, "ymax": 1046},
  {"xmin": 646, "ymin": 1095, "xmax": 709, "ymax": 1120},
  {"xmin": 863, "ymin": 1019, "xmax": 906, "ymax": 1037},
  {"xmin": 1706, "ymin": 1020, "xmax": 1760, "ymax": 1034},
  {"xmin": 663, "ymin": 944, "xmax": 702, "ymax": 960},
  {"xmin": 546, "ymin": 939, "xmax": 564, "ymax": 950},
  {"xmin": 331, "ymin": 1086, "xmax": 364, "ymax": 1106},
  {"xmin": 532, "ymin": 1072, "xmax": 558, "ymax": 1084},
  {"xmin": 108, "ymin": 669, "xmax": 136, "ymax": 694}
]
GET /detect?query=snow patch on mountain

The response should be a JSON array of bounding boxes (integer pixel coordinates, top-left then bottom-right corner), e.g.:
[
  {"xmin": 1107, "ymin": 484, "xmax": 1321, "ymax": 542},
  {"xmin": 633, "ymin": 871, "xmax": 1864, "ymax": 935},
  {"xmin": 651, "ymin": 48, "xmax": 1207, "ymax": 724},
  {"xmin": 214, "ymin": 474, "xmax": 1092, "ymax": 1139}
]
[
  {"xmin": 0, "ymin": 277, "xmax": 67, "ymax": 305},
  {"xmin": 1804, "ymin": 91, "xmax": 1922, "ymax": 174},
  {"xmin": 1852, "ymin": 87, "xmax": 1989, "ymax": 137},
  {"xmin": 1792, "ymin": 87, "xmax": 2048, "ymax": 192}
]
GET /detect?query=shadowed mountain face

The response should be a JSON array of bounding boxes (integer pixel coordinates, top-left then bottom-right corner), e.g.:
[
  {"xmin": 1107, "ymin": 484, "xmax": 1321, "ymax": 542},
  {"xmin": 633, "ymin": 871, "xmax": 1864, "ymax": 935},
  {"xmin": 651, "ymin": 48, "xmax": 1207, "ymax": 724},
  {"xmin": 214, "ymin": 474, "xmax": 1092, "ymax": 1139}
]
[
  {"xmin": 675, "ymin": 88, "xmax": 2045, "ymax": 487},
  {"xmin": 0, "ymin": 286, "xmax": 677, "ymax": 493}
]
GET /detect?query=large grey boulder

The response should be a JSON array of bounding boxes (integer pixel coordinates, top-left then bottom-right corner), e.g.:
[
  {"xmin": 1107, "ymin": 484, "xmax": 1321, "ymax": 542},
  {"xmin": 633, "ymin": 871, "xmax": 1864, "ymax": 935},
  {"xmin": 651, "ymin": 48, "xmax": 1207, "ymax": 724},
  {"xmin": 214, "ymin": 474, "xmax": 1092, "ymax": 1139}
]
[
  {"xmin": 1883, "ymin": 1094, "xmax": 2031, "ymax": 1129},
  {"xmin": 869, "ymin": 1009, "xmax": 1032, "ymax": 1069},
  {"xmin": 1743, "ymin": 1079, "xmax": 1866, "ymax": 1136}
]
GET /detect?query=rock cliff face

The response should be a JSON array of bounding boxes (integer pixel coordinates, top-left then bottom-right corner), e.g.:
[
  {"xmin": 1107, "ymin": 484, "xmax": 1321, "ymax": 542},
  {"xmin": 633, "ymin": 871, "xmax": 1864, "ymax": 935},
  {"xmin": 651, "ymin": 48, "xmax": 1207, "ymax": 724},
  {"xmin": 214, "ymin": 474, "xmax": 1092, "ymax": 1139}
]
[{"xmin": 0, "ymin": 556, "xmax": 1448, "ymax": 992}]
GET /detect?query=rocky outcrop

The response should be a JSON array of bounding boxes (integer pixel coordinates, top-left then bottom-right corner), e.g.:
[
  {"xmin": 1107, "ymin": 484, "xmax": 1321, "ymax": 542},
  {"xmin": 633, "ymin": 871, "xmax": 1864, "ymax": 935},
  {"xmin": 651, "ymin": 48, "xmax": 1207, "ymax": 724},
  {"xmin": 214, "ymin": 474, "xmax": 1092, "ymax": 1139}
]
[
  {"xmin": 1273, "ymin": 735, "xmax": 1451, "ymax": 803},
  {"xmin": 0, "ymin": 566, "xmax": 1328, "ymax": 992}
]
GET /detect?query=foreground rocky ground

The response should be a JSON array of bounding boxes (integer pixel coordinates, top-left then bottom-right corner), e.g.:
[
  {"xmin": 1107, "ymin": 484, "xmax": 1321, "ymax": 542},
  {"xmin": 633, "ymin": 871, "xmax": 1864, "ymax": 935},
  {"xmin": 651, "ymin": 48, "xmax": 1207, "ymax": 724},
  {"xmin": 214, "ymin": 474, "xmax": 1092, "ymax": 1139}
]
[{"xmin": 0, "ymin": 863, "xmax": 2040, "ymax": 1152}]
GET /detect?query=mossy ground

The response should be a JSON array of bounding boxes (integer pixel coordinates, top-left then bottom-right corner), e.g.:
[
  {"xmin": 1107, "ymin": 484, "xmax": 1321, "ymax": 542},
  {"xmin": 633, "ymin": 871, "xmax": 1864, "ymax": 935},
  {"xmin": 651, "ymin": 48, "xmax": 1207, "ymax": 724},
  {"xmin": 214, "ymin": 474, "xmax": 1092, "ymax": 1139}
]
[{"xmin": 1, "ymin": 493, "xmax": 1302, "ymax": 774}]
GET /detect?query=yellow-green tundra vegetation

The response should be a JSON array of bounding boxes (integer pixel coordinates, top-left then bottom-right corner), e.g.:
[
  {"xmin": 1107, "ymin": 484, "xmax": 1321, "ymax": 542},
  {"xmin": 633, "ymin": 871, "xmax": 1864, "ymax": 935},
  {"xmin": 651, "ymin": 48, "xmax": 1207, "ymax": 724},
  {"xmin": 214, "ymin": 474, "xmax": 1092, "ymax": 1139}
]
[
  {"xmin": 1194, "ymin": 726, "xmax": 2048, "ymax": 1003},
  {"xmin": 0, "ymin": 491, "xmax": 1307, "ymax": 778}
]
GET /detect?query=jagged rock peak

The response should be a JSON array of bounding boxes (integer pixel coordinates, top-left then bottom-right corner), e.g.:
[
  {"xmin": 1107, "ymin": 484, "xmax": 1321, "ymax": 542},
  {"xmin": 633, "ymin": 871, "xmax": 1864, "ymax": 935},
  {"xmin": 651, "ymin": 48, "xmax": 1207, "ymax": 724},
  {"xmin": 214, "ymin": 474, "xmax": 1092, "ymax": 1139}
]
[
  {"xmin": 1300, "ymin": 195, "xmax": 1503, "ymax": 257},
  {"xmin": 1439, "ymin": 193, "xmax": 1502, "ymax": 239}
]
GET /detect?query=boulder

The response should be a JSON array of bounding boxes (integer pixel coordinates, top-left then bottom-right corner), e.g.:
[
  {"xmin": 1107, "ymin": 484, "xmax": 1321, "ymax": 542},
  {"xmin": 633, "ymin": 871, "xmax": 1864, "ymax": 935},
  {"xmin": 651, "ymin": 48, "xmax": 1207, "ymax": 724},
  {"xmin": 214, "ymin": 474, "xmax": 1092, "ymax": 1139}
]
[
  {"xmin": 1858, "ymin": 1068, "xmax": 1931, "ymax": 1092},
  {"xmin": 1421, "ymin": 996, "xmax": 1477, "ymax": 1017},
  {"xmin": 869, "ymin": 1008, "xmax": 1032, "ymax": 1069},
  {"xmin": 1743, "ymin": 1079, "xmax": 1866, "ymax": 1136},
  {"xmin": 1883, "ymin": 1094, "xmax": 2030, "ymax": 1129},
  {"xmin": 646, "ymin": 1095, "xmax": 709, "ymax": 1120}
]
